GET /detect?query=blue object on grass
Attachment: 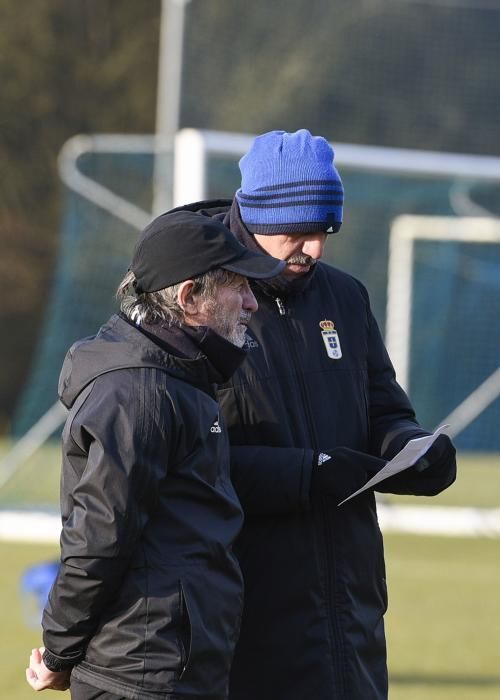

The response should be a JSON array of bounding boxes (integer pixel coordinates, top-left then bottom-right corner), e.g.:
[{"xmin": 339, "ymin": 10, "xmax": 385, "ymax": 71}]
[{"xmin": 20, "ymin": 560, "xmax": 59, "ymax": 628}]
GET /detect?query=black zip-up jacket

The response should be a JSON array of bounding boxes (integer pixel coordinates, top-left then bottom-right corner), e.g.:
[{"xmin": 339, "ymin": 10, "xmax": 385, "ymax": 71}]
[
  {"xmin": 170, "ymin": 200, "xmax": 456, "ymax": 700},
  {"xmin": 42, "ymin": 314, "xmax": 246, "ymax": 700}
]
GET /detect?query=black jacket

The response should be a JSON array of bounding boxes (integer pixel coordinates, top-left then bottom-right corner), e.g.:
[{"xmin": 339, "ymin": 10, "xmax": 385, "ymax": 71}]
[
  {"xmin": 42, "ymin": 314, "xmax": 246, "ymax": 700},
  {"xmin": 172, "ymin": 200, "xmax": 456, "ymax": 700}
]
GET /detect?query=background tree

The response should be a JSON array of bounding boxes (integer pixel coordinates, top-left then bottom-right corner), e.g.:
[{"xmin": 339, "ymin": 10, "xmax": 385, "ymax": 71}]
[
  {"xmin": 0, "ymin": 0, "xmax": 160, "ymax": 431},
  {"xmin": 2, "ymin": 0, "xmax": 500, "ymax": 432}
]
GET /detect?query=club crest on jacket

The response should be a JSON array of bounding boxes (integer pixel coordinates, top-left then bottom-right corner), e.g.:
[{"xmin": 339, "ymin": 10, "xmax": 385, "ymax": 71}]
[{"xmin": 319, "ymin": 319, "xmax": 342, "ymax": 359}]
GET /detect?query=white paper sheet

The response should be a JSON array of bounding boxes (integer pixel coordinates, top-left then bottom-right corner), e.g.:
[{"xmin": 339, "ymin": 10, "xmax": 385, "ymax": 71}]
[{"xmin": 337, "ymin": 425, "xmax": 450, "ymax": 506}]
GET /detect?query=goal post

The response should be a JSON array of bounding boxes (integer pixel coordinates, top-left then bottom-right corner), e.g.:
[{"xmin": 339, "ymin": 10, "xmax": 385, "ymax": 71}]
[
  {"xmin": 173, "ymin": 128, "xmax": 500, "ymax": 206},
  {"xmin": 6, "ymin": 130, "xmax": 500, "ymax": 497},
  {"xmin": 386, "ymin": 214, "xmax": 500, "ymax": 446}
]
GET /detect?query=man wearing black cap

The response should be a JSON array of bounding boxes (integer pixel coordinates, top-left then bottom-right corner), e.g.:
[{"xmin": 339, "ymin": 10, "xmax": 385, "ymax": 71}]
[
  {"xmin": 25, "ymin": 210, "xmax": 285, "ymax": 700},
  {"xmin": 172, "ymin": 130, "xmax": 457, "ymax": 700}
]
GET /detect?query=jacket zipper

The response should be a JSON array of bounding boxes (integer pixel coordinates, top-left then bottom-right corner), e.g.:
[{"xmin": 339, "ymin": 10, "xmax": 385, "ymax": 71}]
[
  {"xmin": 321, "ymin": 498, "xmax": 346, "ymax": 695},
  {"xmin": 276, "ymin": 297, "xmax": 286, "ymax": 315},
  {"xmin": 272, "ymin": 295, "xmax": 318, "ymax": 444},
  {"xmin": 273, "ymin": 293, "xmax": 345, "ymax": 692}
]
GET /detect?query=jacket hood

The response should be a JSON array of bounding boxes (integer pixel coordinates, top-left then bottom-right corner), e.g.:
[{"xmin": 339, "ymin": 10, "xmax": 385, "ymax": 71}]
[
  {"xmin": 167, "ymin": 199, "xmax": 233, "ymax": 218},
  {"xmin": 59, "ymin": 314, "xmax": 244, "ymax": 409}
]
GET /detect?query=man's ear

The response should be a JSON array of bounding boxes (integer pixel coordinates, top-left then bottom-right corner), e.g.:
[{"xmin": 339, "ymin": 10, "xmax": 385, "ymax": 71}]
[{"xmin": 177, "ymin": 280, "xmax": 201, "ymax": 318}]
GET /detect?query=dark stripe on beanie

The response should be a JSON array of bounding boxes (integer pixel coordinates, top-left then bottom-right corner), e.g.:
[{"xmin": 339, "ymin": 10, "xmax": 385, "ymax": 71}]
[
  {"xmin": 238, "ymin": 188, "xmax": 343, "ymax": 202},
  {"xmin": 253, "ymin": 179, "xmax": 343, "ymax": 192},
  {"xmin": 238, "ymin": 198, "xmax": 344, "ymax": 209}
]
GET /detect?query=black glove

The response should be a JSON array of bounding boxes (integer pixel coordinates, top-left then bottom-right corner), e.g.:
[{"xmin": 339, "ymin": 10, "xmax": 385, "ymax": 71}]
[
  {"xmin": 310, "ymin": 447, "xmax": 387, "ymax": 503},
  {"xmin": 375, "ymin": 433, "xmax": 457, "ymax": 496},
  {"xmin": 411, "ymin": 434, "xmax": 457, "ymax": 493}
]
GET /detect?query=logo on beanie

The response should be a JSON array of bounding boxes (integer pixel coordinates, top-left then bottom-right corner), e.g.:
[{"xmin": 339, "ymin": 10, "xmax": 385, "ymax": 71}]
[
  {"xmin": 319, "ymin": 319, "xmax": 342, "ymax": 360},
  {"xmin": 325, "ymin": 213, "xmax": 340, "ymax": 234}
]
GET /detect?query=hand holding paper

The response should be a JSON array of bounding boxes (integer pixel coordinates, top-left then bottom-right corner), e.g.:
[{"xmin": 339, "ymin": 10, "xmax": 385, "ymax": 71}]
[{"xmin": 337, "ymin": 425, "xmax": 450, "ymax": 506}]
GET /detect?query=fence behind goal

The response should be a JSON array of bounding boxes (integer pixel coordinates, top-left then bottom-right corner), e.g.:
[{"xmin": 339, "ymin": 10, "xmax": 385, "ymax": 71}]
[{"xmin": 10, "ymin": 129, "xmax": 500, "ymax": 457}]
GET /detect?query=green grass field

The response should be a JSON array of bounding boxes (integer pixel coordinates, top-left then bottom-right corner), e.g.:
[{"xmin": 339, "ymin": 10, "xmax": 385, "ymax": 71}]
[
  {"xmin": 4, "ymin": 536, "xmax": 499, "ymax": 700},
  {"xmin": 385, "ymin": 535, "xmax": 500, "ymax": 700},
  {"xmin": 3, "ymin": 540, "xmax": 61, "ymax": 700},
  {"xmin": 1, "ymin": 442, "xmax": 499, "ymax": 699}
]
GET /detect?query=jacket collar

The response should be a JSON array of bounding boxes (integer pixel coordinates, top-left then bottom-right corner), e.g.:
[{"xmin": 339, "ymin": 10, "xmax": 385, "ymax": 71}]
[
  {"xmin": 59, "ymin": 314, "xmax": 246, "ymax": 408},
  {"xmin": 136, "ymin": 318, "xmax": 247, "ymax": 386}
]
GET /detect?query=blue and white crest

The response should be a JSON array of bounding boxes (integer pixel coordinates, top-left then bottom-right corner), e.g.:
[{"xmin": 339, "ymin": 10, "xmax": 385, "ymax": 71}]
[{"xmin": 319, "ymin": 319, "xmax": 342, "ymax": 359}]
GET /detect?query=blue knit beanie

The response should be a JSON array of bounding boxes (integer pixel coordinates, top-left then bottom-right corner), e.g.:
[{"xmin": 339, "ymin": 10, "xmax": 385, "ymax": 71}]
[{"xmin": 236, "ymin": 129, "xmax": 344, "ymax": 235}]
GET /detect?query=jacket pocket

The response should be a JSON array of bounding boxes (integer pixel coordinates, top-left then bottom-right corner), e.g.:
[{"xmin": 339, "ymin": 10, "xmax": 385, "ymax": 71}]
[
  {"xmin": 83, "ymin": 568, "xmax": 186, "ymax": 690},
  {"xmin": 178, "ymin": 580, "xmax": 192, "ymax": 679},
  {"xmin": 139, "ymin": 571, "xmax": 190, "ymax": 680},
  {"xmin": 174, "ymin": 567, "xmax": 243, "ymax": 695}
]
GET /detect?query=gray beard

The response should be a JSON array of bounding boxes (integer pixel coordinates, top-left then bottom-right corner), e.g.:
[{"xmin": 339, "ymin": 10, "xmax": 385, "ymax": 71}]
[
  {"xmin": 222, "ymin": 323, "xmax": 247, "ymax": 348},
  {"xmin": 210, "ymin": 306, "xmax": 251, "ymax": 347}
]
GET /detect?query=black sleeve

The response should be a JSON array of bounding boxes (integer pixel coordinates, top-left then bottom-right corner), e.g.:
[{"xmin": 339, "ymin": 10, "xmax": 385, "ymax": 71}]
[
  {"xmin": 230, "ymin": 445, "xmax": 315, "ymax": 515},
  {"xmin": 42, "ymin": 372, "xmax": 168, "ymax": 665}
]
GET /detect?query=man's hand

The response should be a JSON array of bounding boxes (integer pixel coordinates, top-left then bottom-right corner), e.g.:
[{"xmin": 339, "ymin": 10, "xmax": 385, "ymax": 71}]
[
  {"xmin": 25, "ymin": 647, "xmax": 71, "ymax": 692},
  {"xmin": 411, "ymin": 433, "xmax": 457, "ymax": 493},
  {"xmin": 310, "ymin": 447, "xmax": 387, "ymax": 503}
]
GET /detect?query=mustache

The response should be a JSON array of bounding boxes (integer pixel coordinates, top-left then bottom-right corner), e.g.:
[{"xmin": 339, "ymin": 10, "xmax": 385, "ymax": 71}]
[{"xmin": 286, "ymin": 253, "xmax": 317, "ymax": 266}]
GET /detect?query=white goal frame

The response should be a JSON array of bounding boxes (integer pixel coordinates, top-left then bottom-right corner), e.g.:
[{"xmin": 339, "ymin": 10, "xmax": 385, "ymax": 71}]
[
  {"xmin": 386, "ymin": 215, "xmax": 500, "ymax": 437},
  {"xmin": 173, "ymin": 128, "xmax": 500, "ymax": 206},
  {"xmin": 3, "ymin": 131, "xmax": 500, "ymax": 488}
]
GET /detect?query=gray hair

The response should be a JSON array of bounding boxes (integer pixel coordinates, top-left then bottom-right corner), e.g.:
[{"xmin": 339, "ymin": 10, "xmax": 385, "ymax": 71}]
[{"xmin": 116, "ymin": 268, "xmax": 240, "ymax": 326}]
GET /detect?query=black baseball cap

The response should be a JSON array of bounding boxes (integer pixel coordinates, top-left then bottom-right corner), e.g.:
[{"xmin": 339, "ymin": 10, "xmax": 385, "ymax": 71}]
[{"xmin": 130, "ymin": 210, "xmax": 286, "ymax": 293}]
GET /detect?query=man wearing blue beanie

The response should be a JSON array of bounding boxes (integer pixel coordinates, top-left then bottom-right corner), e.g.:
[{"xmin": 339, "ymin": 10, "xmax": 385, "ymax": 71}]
[{"xmin": 171, "ymin": 129, "xmax": 457, "ymax": 700}]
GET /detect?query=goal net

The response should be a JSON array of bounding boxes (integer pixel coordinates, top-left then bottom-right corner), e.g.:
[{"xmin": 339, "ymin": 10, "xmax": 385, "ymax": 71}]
[
  {"xmin": 386, "ymin": 215, "xmax": 500, "ymax": 449},
  {"xmin": 3, "ymin": 129, "xmax": 500, "ymax": 509}
]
